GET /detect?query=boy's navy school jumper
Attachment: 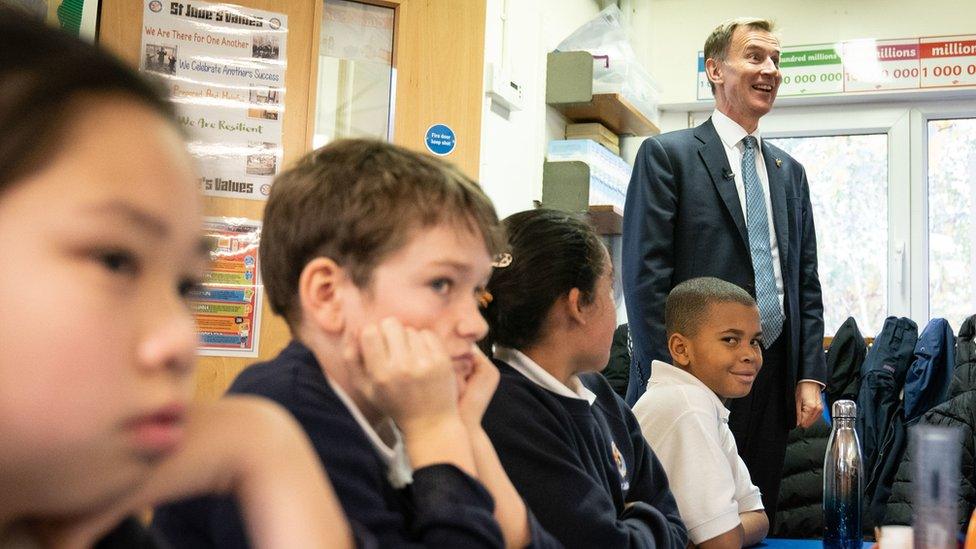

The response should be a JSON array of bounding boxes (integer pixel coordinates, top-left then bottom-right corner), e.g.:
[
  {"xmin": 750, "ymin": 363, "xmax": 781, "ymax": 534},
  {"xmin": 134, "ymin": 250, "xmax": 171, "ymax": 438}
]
[
  {"xmin": 482, "ymin": 348, "xmax": 688, "ymax": 549},
  {"xmin": 152, "ymin": 340, "xmax": 510, "ymax": 548}
]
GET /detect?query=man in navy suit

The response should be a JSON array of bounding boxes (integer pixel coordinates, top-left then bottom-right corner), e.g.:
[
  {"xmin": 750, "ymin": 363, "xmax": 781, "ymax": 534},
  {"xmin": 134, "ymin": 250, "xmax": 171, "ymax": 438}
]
[{"xmin": 621, "ymin": 18, "xmax": 827, "ymax": 523}]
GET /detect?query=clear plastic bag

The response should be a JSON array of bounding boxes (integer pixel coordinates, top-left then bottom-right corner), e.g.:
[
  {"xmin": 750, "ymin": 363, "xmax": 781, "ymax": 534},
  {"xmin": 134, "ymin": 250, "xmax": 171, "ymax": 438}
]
[{"xmin": 555, "ymin": 5, "xmax": 660, "ymax": 124}]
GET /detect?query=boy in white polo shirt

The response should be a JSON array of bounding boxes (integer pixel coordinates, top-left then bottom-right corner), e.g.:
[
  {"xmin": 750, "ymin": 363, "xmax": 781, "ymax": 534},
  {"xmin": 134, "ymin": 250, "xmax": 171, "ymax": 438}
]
[{"xmin": 633, "ymin": 277, "xmax": 769, "ymax": 548}]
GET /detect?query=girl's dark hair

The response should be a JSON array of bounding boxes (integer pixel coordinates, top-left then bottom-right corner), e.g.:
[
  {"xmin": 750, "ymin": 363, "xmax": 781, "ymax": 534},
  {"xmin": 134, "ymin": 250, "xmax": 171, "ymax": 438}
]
[
  {"xmin": 0, "ymin": 8, "xmax": 176, "ymax": 194},
  {"xmin": 483, "ymin": 208, "xmax": 607, "ymax": 352}
]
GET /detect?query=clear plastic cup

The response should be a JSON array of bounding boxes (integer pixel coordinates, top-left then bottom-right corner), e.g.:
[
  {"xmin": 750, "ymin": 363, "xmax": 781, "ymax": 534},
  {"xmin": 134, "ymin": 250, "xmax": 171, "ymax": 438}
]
[{"xmin": 879, "ymin": 525, "xmax": 913, "ymax": 549}]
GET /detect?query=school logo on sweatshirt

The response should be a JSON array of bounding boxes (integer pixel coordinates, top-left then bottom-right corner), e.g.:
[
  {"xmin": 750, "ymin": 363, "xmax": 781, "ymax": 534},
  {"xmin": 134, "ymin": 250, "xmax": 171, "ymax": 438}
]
[{"xmin": 611, "ymin": 440, "xmax": 629, "ymax": 491}]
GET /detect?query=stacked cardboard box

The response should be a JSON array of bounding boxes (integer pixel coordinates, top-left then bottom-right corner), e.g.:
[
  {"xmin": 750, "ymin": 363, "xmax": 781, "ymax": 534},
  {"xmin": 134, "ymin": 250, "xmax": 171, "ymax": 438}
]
[{"xmin": 565, "ymin": 123, "xmax": 619, "ymax": 155}]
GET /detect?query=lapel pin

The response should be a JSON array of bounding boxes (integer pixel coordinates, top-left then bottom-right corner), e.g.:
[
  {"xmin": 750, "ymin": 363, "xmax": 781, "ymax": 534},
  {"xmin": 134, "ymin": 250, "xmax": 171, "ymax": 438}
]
[{"xmin": 775, "ymin": 158, "xmax": 782, "ymax": 168}]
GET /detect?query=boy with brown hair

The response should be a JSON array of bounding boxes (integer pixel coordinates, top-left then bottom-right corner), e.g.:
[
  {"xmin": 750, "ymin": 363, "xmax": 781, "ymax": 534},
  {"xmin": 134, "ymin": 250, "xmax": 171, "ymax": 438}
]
[
  {"xmin": 633, "ymin": 277, "xmax": 769, "ymax": 549},
  {"xmin": 155, "ymin": 139, "xmax": 553, "ymax": 548}
]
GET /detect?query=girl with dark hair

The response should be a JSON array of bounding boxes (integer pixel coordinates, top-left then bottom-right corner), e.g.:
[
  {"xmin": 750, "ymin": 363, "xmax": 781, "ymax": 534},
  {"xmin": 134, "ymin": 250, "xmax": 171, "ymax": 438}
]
[
  {"xmin": 0, "ymin": 10, "xmax": 351, "ymax": 548},
  {"xmin": 480, "ymin": 208, "xmax": 688, "ymax": 549}
]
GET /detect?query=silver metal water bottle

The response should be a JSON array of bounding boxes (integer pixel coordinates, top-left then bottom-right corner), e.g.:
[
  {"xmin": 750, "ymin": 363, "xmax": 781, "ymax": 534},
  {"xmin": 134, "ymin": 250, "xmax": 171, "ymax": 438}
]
[{"xmin": 824, "ymin": 399, "xmax": 863, "ymax": 549}]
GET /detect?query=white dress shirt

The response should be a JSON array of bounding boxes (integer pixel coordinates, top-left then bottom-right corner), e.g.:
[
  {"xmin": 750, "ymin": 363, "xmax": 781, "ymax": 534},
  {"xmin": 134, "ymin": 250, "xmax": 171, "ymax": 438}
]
[{"xmin": 711, "ymin": 109, "xmax": 785, "ymax": 314}]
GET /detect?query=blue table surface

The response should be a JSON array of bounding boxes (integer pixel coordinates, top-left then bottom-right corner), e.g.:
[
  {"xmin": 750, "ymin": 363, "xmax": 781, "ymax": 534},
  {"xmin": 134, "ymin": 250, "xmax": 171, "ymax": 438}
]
[{"xmin": 760, "ymin": 539, "xmax": 874, "ymax": 549}]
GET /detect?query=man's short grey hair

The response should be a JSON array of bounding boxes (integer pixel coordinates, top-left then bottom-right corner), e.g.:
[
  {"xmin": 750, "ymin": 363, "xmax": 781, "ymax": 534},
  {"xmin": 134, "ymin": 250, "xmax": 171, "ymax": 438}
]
[
  {"xmin": 665, "ymin": 277, "xmax": 757, "ymax": 337},
  {"xmin": 703, "ymin": 17, "xmax": 777, "ymax": 93}
]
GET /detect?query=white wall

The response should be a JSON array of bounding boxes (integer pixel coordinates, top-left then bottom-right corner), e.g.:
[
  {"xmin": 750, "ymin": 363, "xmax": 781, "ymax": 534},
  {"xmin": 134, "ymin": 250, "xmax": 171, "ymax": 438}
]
[
  {"xmin": 477, "ymin": 0, "xmax": 666, "ymax": 324},
  {"xmin": 643, "ymin": 0, "xmax": 976, "ymax": 107},
  {"xmin": 478, "ymin": 0, "xmax": 605, "ymax": 218}
]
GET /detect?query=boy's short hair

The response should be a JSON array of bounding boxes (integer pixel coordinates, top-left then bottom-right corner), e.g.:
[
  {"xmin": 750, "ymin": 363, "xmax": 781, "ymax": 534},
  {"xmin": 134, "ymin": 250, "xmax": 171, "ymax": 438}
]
[
  {"xmin": 665, "ymin": 277, "xmax": 757, "ymax": 337},
  {"xmin": 261, "ymin": 139, "xmax": 505, "ymax": 329}
]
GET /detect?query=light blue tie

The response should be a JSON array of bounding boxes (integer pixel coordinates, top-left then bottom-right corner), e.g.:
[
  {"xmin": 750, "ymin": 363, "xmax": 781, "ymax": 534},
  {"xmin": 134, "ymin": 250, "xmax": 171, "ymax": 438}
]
[{"xmin": 741, "ymin": 136, "xmax": 784, "ymax": 347}]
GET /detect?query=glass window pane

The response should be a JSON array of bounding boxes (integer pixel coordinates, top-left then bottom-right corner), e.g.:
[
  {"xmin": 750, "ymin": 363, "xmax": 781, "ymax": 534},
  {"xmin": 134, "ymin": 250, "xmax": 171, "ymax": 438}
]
[
  {"xmin": 767, "ymin": 134, "xmax": 888, "ymax": 337},
  {"xmin": 314, "ymin": 0, "xmax": 395, "ymax": 148},
  {"xmin": 928, "ymin": 118, "xmax": 976, "ymax": 328}
]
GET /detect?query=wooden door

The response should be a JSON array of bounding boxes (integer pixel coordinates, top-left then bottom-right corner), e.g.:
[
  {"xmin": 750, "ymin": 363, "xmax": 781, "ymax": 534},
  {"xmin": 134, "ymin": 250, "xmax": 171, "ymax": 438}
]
[{"xmin": 98, "ymin": 0, "xmax": 486, "ymax": 400}]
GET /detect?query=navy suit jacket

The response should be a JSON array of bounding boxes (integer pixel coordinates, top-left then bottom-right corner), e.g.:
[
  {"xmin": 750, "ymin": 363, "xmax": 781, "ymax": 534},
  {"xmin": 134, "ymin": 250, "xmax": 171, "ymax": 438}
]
[{"xmin": 621, "ymin": 118, "xmax": 827, "ymax": 414}]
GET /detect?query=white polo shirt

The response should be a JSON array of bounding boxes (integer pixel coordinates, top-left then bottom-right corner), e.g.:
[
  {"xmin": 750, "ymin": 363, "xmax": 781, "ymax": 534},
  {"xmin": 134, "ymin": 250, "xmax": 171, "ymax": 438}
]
[{"xmin": 632, "ymin": 360, "xmax": 763, "ymax": 544}]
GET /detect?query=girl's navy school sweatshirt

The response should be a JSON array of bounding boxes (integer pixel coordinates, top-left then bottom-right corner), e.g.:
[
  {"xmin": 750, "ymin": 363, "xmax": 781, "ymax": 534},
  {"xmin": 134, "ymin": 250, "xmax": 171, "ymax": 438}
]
[{"xmin": 482, "ymin": 359, "xmax": 688, "ymax": 549}]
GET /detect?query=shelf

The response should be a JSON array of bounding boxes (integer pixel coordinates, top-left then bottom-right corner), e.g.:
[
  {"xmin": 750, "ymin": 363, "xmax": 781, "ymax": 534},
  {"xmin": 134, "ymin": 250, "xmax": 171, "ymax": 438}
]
[
  {"xmin": 544, "ymin": 50, "xmax": 650, "ymax": 235},
  {"xmin": 552, "ymin": 93, "xmax": 659, "ymax": 137},
  {"xmin": 540, "ymin": 161, "xmax": 623, "ymax": 237},
  {"xmin": 587, "ymin": 205, "xmax": 623, "ymax": 236},
  {"xmin": 546, "ymin": 51, "xmax": 660, "ymax": 137}
]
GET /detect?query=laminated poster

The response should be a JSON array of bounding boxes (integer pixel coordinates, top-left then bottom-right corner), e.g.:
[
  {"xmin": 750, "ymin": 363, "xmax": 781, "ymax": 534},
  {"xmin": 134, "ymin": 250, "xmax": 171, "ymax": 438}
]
[
  {"xmin": 193, "ymin": 217, "xmax": 262, "ymax": 357},
  {"xmin": 140, "ymin": 0, "xmax": 287, "ymax": 201}
]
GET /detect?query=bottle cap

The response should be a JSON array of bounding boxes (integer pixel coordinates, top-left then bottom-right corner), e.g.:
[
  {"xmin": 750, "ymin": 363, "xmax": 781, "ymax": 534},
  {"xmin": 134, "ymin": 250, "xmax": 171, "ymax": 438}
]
[{"xmin": 832, "ymin": 399, "xmax": 856, "ymax": 419}]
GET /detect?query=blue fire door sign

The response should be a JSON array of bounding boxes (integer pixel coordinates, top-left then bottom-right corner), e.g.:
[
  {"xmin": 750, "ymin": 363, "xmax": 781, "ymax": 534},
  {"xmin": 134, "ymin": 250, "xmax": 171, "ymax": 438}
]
[{"xmin": 425, "ymin": 124, "xmax": 456, "ymax": 156}]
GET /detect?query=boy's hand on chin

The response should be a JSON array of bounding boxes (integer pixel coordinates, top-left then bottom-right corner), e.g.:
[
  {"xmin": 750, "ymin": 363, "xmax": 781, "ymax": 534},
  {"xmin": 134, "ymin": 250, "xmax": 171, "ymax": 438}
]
[
  {"xmin": 354, "ymin": 318, "xmax": 479, "ymax": 476},
  {"xmin": 457, "ymin": 346, "xmax": 500, "ymax": 428},
  {"xmin": 356, "ymin": 318, "xmax": 461, "ymax": 431}
]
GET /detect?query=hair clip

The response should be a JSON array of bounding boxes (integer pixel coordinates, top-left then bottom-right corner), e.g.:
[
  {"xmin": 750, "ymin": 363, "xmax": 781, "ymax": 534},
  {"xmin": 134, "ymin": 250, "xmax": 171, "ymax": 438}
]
[
  {"xmin": 478, "ymin": 290, "xmax": 494, "ymax": 309},
  {"xmin": 492, "ymin": 253, "xmax": 513, "ymax": 268}
]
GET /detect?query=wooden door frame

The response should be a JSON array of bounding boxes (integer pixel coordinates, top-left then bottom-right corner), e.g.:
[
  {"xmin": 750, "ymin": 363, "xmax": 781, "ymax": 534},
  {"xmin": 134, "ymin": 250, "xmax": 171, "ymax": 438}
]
[{"xmin": 306, "ymin": 0, "xmax": 487, "ymax": 177}]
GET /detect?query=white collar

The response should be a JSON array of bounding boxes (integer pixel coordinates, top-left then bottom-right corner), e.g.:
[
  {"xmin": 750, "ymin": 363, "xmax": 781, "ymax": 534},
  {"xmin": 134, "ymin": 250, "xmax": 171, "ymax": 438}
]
[
  {"xmin": 711, "ymin": 108, "xmax": 762, "ymax": 151},
  {"xmin": 650, "ymin": 359, "xmax": 729, "ymax": 420},
  {"xmin": 324, "ymin": 374, "xmax": 413, "ymax": 487},
  {"xmin": 494, "ymin": 346, "xmax": 597, "ymax": 405}
]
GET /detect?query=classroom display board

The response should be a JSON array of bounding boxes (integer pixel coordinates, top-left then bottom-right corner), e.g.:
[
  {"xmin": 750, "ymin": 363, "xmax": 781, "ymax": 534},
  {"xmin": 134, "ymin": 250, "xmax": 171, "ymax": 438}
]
[
  {"xmin": 194, "ymin": 217, "xmax": 263, "ymax": 357},
  {"xmin": 697, "ymin": 34, "xmax": 976, "ymax": 100},
  {"xmin": 139, "ymin": 0, "xmax": 287, "ymax": 201},
  {"xmin": 100, "ymin": 0, "xmax": 490, "ymax": 400}
]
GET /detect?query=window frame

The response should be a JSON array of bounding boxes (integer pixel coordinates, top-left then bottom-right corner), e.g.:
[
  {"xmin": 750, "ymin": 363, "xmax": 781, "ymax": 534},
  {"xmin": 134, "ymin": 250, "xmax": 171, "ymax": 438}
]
[{"xmin": 911, "ymin": 101, "xmax": 976, "ymax": 324}]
